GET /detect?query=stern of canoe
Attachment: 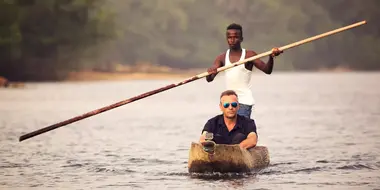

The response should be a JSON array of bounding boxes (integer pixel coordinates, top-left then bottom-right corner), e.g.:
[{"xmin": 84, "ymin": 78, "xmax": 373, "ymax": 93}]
[{"xmin": 188, "ymin": 142, "xmax": 270, "ymax": 173}]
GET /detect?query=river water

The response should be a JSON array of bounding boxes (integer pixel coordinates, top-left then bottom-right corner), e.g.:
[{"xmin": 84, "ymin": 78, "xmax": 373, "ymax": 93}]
[{"xmin": 1, "ymin": 72, "xmax": 379, "ymax": 190}]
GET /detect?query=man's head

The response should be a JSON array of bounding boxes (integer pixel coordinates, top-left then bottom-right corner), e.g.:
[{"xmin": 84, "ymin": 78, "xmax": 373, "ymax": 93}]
[
  {"xmin": 226, "ymin": 23, "xmax": 243, "ymax": 50},
  {"xmin": 219, "ymin": 90, "xmax": 239, "ymax": 119}
]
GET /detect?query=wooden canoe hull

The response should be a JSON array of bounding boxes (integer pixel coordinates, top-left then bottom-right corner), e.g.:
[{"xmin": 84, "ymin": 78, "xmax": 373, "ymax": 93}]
[{"xmin": 188, "ymin": 142, "xmax": 270, "ymax": 173}]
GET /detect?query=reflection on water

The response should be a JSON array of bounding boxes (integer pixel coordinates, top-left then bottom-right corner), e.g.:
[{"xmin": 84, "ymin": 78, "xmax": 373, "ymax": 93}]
[{"xmin": 1, "ymin": 72, "xmax": 380, "ymax": 189}]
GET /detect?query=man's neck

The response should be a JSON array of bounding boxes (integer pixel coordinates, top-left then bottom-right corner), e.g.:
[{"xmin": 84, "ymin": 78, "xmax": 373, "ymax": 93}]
[
  {"xmin": 229, "ymin": 46, "xmax": 242, "ymax": 53},
  {"xmin": 224, "ymin": 115, "xmax": 237, "ymax": 130}
]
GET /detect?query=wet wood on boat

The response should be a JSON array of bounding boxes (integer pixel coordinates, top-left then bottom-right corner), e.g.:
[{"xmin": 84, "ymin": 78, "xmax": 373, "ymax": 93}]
[{"xmin": 188, "ymin": 142, "xmax": 270, "ymax": 173}]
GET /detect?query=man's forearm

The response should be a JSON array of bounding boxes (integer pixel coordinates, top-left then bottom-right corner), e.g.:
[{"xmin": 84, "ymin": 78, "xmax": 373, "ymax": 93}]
[
  {"xmin": 265, "ymin": 56, "xmax": 274, "ymax": 74},
  {"xmin": 239, "ymin": 136, "xmax": 257, "ymax": 149}
]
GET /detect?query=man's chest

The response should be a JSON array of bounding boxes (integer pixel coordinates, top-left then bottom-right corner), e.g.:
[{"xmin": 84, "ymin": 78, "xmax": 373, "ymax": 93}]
[
  {"xmin": 214, "ymin": 125, "xmax": 246, "ymax": 138},
  {"xmin": 221, "ymin": 58, "xmax": 253, "ymax": 71},
  {"xmin": 228, "ymin": 54, "xmax": 242, "ymax": 63}
]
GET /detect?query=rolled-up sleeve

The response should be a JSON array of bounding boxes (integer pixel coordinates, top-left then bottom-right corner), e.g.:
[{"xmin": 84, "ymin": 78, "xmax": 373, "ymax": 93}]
[
  {"xmin": 245, "ymin": 119, "xmax": 257, "ymax": 135},
  {"xmin": 201, "ymin": 119, "xmax": 214, "ymax": 134}
]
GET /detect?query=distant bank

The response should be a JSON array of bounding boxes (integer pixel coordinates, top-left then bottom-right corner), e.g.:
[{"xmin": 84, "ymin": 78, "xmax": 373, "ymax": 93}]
[
  {"xmin": 0, "ymin": 76, "xmax": 25, "ymax": 88},
  {"xmin": 1, "ymin": 64, "xmax": 357, "ymax": 85},
  {"xmin": 0, "ymin": 63, "xmax": 207, "ymax": 85},
  {"xmin": 64, "ymin": 67, "xmax": 355, "ymax": 82},
  {"xmin": 64, "ymin": 63, "xmax": 206, "ymax": 81},
  {"xmin": 65, "ymin": 70, "xmax": 205, "ymax": 81},
  {"xmin": 0, "ymin": 71, "xmax": 202, "ymax": 87}
]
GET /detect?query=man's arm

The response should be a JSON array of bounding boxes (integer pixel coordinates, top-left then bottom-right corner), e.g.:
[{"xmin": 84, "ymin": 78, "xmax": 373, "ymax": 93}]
[
  {"xmin": 246, "ymin": 48, "xmax": 282, "ymax": 74},
  {"xmin": 246, "ymin": 50, "xmax": 274, "ymax": 74},
  {"xmin": 199, "ymin": 120, "xmax": 213, "ymax": 143},
  {"xmin": 206, "ymin": 54, "xmax": 224, "ymax": 82},
  {"xmin": 239, "ymin": 118, "xmax": 258, "ymax": 149},
  {"xmin": 239, "ymin": 132, "xmax": 257, "ymax": 149}
]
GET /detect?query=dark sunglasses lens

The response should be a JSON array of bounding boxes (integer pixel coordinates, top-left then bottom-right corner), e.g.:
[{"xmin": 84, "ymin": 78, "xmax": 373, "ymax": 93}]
[{"xmin": 223, "ymin": 102, "xmax": 238, "ymax": 108}]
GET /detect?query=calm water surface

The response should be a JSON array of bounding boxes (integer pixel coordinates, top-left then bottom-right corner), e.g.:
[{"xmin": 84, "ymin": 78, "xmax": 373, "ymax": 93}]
[{"xmin": 1, "ymin": 72, "xmax": 379, "ymax": 190}]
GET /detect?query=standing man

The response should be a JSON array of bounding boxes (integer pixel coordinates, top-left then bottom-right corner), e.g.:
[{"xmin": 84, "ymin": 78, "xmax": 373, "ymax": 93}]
[{"xmin": 206, "ymin": 23, "xmax": 283, "ymax": 119}]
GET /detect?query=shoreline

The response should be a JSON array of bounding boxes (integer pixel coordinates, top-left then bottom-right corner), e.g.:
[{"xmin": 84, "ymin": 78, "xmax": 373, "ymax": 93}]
[
  {"xmin": 64, "ymin": 65, "xmax": 357, "ymax": 82},
  {"xmin": 65, "ymin": 71, "xmax": 368, "ymax": 82},
  {"xmin": 1, "ymin": 67, "xmax": 375, "ymax": 85},
  {"xmin": 64, "ymin": 70, "xmax": 205, "ymax": 82}
]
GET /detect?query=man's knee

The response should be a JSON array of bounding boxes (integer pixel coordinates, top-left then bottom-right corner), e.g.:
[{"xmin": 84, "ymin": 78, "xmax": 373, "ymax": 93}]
[{"xmin": 231, "ymin": 133, "xmax": 246, "ymax": 144}]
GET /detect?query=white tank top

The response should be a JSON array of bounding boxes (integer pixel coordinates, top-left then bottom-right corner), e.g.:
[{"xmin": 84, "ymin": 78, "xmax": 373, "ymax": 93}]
[{"xmin": 224, "ymin": 49, "xmax": 254, "ymax": 105}]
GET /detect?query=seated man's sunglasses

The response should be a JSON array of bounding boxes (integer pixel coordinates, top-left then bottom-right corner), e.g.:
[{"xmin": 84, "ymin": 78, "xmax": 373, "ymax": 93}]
[{"xmin": 222, "ymin": 102, "xmax": 238, "ymax": 108}]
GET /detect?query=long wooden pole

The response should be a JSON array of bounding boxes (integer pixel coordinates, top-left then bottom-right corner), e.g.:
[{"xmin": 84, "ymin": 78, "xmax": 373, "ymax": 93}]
[{"xmin": 19, "ymin": 20, "xmax": 366, "ymax": 142}]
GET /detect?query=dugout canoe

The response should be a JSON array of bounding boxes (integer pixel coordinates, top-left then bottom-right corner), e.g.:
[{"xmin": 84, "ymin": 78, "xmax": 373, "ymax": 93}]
[{"xmin": 188, "ymin": 142, "xmax": 270, "ymax": 173}]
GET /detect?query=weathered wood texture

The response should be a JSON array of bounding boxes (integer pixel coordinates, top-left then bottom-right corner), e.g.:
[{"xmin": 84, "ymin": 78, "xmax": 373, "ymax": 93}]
[{"xmin": 188, "ymin": 142, "xmax": 270, "ymax": 173}]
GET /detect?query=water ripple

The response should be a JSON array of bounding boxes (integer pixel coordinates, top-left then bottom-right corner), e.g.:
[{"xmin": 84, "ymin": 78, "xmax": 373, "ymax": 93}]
[
  {"xmin": 1, "ymin": 73, "xmax": 380, "ymax": 189},
  {"xmin": 127, "ymin": 157, "xmax": 174, "ymax": 165},
  {"xmin": 337, "ymin": 164, "xmax": 374, "ymax": 170}
]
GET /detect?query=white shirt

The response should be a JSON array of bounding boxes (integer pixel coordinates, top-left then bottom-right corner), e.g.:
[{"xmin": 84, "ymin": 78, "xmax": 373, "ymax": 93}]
[{"xmin": 224, "ymin": 48, "xmax": 255, "ymax": 105}]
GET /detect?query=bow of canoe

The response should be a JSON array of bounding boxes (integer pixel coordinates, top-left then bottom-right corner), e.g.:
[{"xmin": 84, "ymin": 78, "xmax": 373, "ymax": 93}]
[{"xmin": 188, "ymin": 142, "xmax": 270, "ymax": 173}]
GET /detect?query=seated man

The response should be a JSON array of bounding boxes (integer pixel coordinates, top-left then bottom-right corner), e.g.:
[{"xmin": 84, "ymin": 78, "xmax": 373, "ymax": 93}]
[{"xmin": 199, "ymin": 90, "xmax": 258, "ymax": 149}]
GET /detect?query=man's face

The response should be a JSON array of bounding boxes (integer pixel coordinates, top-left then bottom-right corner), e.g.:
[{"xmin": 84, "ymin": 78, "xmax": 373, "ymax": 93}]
[
  {"xmin": 220, "ymin": 95, "xmax": 239, "ymax": 119},
  {"xmin": 226, "ymin": 29, "xmax": 243, "ymax": 50}
]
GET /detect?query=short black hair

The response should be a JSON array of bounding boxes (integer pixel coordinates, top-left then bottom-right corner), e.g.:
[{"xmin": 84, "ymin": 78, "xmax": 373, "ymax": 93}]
[
  {"xmin": 220, "ymin": 90, "xmax": 238, "ymax": 99},
  {"xmin": 226, "ymin": 23, "xmax": 243, "ymax": 36}
]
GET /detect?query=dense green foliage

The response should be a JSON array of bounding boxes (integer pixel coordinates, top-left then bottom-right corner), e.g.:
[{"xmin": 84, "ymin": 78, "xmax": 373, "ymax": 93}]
[
  {"xmin": 0, "ymin": 0, "xmax": 116, "ymax": 80},
  {"xmin": 1, "ymin": 0, "xmax": 379, "ymax": 81}
]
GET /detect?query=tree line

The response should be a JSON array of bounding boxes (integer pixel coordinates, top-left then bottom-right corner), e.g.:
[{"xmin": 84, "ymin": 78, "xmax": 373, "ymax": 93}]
[{"xmin": 1, "ymin": 0, "xmax": 379, "ymax": 81}]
